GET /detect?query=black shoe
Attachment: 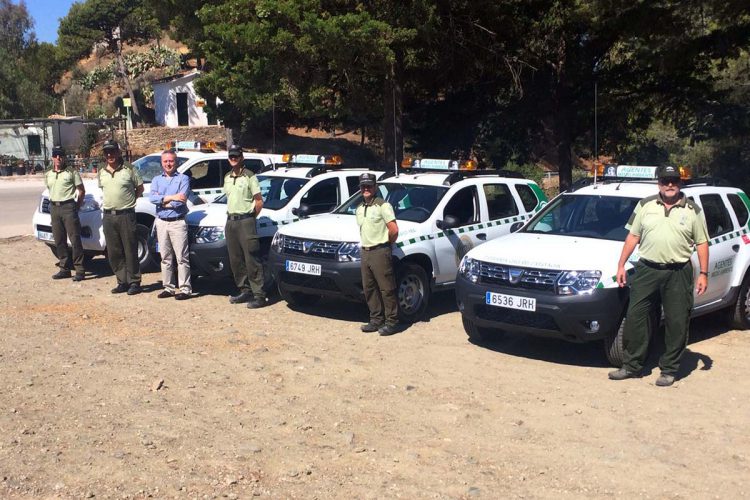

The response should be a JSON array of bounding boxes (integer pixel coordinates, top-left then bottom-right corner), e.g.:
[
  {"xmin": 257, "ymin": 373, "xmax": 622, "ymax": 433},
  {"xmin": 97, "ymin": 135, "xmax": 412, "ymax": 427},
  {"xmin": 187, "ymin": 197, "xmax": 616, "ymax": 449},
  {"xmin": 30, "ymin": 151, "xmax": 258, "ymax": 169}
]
[
  {"xmin": 360, "ymin": 322, "xmax": 383, "ymax": 333},
  {"xmin": 157, "ymin": 290, "xmax": 174, "ymax": 299},
  {"xmin": 378, "ymin": 324, "xmax": 400, "ymax": 336},
  {"xmin": 111, "ymin": 283, "xmax": 129, "ymax": 294},
  {"xmin": 72, "ymin": 273, "xmax": 85, "ymax": 282},
  {"xmin": 229, "ymin": 292, "xmax": 252, "ymax": 304},
  {"xmin": 608, "ymin": 368, "xmax": 641, "ymax": 380},
  {"xmin": 246, "ymin": 298, "xmax": 267, "ymax": 309},
  {"xmin": 52, "ymin": 269, "xmax": 72, "ymax": 280},
  {"xmin": 126, "ymin": 283, "xmax": 142, "ymax": 295},
  {"xmin": 655, "ymin": 373, "xmax": 675, "ymax": 387},
  {"xmin": 175, "ymin": 293, "xmax": 191, "ymax": 301}
]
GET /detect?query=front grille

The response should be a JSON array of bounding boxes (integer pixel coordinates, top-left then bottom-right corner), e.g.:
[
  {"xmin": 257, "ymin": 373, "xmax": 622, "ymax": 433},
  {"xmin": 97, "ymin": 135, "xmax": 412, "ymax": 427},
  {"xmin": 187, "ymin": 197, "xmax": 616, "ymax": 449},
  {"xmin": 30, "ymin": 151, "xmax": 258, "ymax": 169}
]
[
  {"xmin": 41, "ymin": 198, "xmax": 50, "ymax": 214},
  {"xmin": 475, "ymin": 304, "xmax": 559, "ymax": 331},
  {"xmin": 282, "ymin": 236, "xmax": 341, "ymax": 260},
  {"xmin": 479, "ymin": 262, "xmax": 561, "ymax": 292},
  {"xmin": 280, "ymin": 271, "xmax": 340, "ymax": 292}
]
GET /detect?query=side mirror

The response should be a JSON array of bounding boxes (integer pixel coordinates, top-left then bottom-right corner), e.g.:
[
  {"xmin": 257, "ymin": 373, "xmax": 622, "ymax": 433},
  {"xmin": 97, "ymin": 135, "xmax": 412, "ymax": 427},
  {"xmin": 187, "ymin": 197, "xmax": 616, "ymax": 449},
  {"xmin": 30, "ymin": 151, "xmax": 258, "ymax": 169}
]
[
  {"xmin": 293, "ymin": 203, "xmax": 311, "ymax": 218},
  {"xmin": 436, "ymin": 214, "xmax": 460, "ymax": 230},
  {"xmin": 510, "ymin": 221, "xmax": 524, "ymax": 232}
]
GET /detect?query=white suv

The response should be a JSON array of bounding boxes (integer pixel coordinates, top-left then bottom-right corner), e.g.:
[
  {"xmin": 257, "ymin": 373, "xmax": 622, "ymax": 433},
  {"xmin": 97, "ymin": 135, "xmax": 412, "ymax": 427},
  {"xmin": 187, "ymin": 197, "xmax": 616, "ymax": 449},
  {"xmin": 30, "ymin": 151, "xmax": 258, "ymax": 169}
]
[
  {"xmin": 31, "ymin": 146, "xmax": 282, "ymax": 270},
  {"xmin": 455, "ymin": 165, "xmax": 750, "ymax": 365},
  {"xmin": 185, "ymin": 155, "xmax": 383, "ymax": 287},
  {"xmin": 268, "ymin": 159, "xmax": 548, "ymax": 322}
]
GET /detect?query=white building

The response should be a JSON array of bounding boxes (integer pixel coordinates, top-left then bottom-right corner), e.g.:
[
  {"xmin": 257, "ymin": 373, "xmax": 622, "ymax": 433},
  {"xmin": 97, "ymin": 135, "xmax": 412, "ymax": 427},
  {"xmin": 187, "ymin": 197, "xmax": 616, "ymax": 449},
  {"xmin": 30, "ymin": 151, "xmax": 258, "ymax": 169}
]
[
  {"xmin": 0, "ymin": 117, "xmax": 89, "ymax": 163},
  {"xmin": 152, "ymin": 70, "xmax": 220, "ymax": 128}
]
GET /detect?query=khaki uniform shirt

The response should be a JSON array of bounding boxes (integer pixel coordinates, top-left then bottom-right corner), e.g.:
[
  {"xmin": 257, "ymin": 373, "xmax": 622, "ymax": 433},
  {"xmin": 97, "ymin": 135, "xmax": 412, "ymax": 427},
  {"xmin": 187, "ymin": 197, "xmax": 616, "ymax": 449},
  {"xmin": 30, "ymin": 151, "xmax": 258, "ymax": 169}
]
[
  {"xmin": 223, "ymin": 169, "xmax": 261, "ymax": 215},
  {"xmin": 627, "ymin": 193, "xmax": 709, "ymax": 264},
  {"xmin": 98, "ymin": 162, "xmax": 143, "ymax": 210},
  {"xmin": 45, "ymin": 167, "xmax": 82, "ymax": 202},
  {"xmin": 356, "ymin": 198, "xmax": 396, "ymax": 247}
]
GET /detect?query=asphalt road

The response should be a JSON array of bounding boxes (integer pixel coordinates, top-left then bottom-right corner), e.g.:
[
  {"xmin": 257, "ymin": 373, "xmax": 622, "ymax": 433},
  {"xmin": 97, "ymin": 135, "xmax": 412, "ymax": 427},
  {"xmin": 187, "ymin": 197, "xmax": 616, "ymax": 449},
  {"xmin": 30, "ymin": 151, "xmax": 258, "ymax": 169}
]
[{"xmin": 0, "ymin": 176, "xmax": 45, "ymax": 238}]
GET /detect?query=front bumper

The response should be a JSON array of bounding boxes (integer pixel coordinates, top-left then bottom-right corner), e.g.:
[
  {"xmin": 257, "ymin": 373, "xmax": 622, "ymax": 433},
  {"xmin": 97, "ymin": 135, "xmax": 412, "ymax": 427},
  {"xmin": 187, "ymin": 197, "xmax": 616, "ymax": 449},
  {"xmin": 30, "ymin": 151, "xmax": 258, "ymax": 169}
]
[
  {"xmin": 268, "ymin": 249, "xmax": 364, "ymax": 301},
  {"xmin": 455, "ymin": 274, "xmax": 629, "ymax": 342},
  {"xmin": 189, "ymin": 239, "xmax": 232, "ymax": 279},
  {"xmin": 32, "ymin": 209, "xmax": 106, "ymax": 252}
]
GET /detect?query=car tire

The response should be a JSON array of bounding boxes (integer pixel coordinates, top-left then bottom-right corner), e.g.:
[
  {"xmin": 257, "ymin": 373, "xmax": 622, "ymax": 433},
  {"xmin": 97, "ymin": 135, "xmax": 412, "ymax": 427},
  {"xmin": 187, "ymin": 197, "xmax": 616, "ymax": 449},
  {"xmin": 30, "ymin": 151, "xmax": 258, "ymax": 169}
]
[
  {"xmin": 396, "ymin": 263, "xmax": 430, "ymax": 323},
  {"xmin": 278, "ymin": 283, "xmax": 321, "ymax": 307},
  {"xmin": 604, "ymin": 307, "xmax": 659, "ymax": 367},
  {"xmin": 136, "ymin": 223, "xmax": 158, "ymax": 272},
  {"xmin": 462, "ymin": 317, "xmax": 501, "ymax": 344},
  {"xmin": 730, "ymin": 273, "xmax": 750, "ymax": 329}
]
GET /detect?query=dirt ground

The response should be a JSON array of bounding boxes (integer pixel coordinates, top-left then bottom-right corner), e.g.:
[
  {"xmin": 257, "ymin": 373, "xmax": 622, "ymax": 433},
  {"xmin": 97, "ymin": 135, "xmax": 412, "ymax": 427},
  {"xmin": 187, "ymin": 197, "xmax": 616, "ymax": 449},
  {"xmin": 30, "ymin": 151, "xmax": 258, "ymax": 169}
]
[{"xmin": 0, "ymin": 236, "xmax": 748, "ymax": 499}]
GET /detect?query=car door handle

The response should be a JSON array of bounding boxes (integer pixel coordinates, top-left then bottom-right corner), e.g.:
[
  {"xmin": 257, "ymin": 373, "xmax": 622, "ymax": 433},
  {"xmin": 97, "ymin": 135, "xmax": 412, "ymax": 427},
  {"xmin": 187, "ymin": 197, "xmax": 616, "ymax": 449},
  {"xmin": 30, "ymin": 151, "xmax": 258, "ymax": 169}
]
[
  {"xmin": 733, "ymin": 244, "xmax": 740, "ymax": 252},
  {"xmin": 477, "ymin": 233, "xmax": 487, "ymax": 241}
]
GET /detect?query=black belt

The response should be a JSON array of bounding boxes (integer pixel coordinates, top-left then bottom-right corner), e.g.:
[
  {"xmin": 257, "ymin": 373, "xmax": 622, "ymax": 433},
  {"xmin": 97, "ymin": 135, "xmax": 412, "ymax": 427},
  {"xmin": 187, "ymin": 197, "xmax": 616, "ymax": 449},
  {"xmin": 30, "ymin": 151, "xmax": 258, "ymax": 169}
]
[
  {"xmin": 50, "ymin": 199, "xmax": 75, "ymax": 206},
  {"xmin": 362, "ymin": 242, "xmax": 391, "ymax": 251},
  {"xmin": 640, "ymin": 258, "xmax": 689, "ymax": 270},
  {"xmin": 102, "ymin": 208, "xmax": 135, "ymax": 215},
  {"xmin": 227, "ymin": 213, "xmax": 255, "ymax": 221},
  {"xmin": 159, "ymin": 215, "xmax": 185, "ymax": 222}
]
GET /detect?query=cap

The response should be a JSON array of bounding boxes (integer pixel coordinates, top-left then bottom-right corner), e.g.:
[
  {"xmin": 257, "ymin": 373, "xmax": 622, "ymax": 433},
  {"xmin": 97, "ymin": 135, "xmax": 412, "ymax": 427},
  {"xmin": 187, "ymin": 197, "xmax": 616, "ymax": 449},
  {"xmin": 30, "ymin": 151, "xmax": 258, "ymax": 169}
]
[
  {"xmin": 359, "ymin": 173, "xmax": 376, "ymax": 186},
  {"xmin": 102, "ymin": 139, "xmax": 120, "ymax": 151},
  {"xmin": 51, "ymin": 145, "xmax": 65, "ymax": 157},
  {"xmin": 657, "ymin": 165, "xmax": 681, "ymax": 179},
  {"xmin": 228, "ymin": 145, "xmax": 243, "ymax": 157}
]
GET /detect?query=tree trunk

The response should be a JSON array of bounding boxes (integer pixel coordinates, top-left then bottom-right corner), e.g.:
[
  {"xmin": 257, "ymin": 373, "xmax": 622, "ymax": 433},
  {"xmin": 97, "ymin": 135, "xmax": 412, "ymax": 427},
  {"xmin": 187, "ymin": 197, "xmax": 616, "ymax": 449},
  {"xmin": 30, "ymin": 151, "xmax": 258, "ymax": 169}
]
[
  {"xmin": 383, "ymin": 58, "xmax": 404, "ymax": 173},
  {"xmin": 116, "ymin": 50, "xmax": 141, "ymax": 125}
]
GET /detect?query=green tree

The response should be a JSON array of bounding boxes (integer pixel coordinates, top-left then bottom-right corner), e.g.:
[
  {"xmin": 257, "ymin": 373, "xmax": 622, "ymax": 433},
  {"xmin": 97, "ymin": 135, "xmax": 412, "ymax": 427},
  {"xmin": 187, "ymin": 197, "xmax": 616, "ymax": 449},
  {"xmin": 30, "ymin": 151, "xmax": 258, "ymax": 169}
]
[{"xmin": 58, "ymin": 0, "xmax": 160, "ymax": 123}]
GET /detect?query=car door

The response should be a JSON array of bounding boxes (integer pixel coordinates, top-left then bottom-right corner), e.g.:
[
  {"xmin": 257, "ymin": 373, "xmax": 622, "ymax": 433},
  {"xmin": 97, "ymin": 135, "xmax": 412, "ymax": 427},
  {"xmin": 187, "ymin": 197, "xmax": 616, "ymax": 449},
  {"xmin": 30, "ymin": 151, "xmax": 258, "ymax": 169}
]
[
  {"xmin": 186, "ymin": 160, "xmax": 225, "ymax": 202},
  {"xmin": 695, "ymin": 193, "xmax": 737, "ymax": 306},
  {"xmin": 479, "ymin": 181, "xmax": 522, "ymax": 242},
  {"xmin": 300, "ymin": 177, "xmax": 341, "ymax": 216},
  {"xmin": 433, "ymin": 185, "xmax": 481, "ymax": 284}
]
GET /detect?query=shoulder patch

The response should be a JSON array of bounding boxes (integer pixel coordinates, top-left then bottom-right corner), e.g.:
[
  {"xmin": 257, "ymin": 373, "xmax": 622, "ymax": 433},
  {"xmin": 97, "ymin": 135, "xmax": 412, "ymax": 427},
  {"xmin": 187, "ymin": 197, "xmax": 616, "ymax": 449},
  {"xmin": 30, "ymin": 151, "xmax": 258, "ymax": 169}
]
[
  {"xmin": 685, "ymin": 198, "xmax": 702, "ymax": 214},
  {"xmin": 371, "ymin": 197, "xmax": 385, "ymax": 206}
]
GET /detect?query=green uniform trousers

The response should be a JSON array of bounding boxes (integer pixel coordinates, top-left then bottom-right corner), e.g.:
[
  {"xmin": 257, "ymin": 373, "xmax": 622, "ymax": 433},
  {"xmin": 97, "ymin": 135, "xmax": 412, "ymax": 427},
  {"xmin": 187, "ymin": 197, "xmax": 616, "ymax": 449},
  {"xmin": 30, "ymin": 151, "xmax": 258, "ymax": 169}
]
[
  {"xmin": 360, "ymin": 245, "xmax": 398, "ymax": 326},
  {"xmin": 622, "ymin": 260, "xmax": 694, "ymax": 375},
  {"xmin": 50, "ymin": 202, "xmax": 84, "ymax": 274},
  {"xmin": 225, "ymin": 216, "xmax": 265, "ymax": 300},
  {"xmin": 102, "ymin": 212, "xmax": 141, "ymax": 286}
]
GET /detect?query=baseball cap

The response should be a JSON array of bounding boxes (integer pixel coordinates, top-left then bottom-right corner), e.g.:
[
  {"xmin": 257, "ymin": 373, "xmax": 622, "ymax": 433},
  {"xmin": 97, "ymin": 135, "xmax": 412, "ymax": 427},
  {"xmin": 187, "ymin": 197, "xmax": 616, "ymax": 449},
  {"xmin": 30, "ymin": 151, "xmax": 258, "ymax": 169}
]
[
  {"xmin": 359, "ymin": 173, "xmax": 376, "ymax": 186},
  {"xmin": 228, "ymin": 145, "xmax": 243, "ymax": 157},
  {"xmin": 656, "ymin": 165, "xmax": 681, "ymax": 179},
  {"xmin": 102, "ymin": 139, "xmax": 120, "ymax": 151},
  {"xmin": 51, "ymin": 145, "xmax": 65, "ymax": 157}
]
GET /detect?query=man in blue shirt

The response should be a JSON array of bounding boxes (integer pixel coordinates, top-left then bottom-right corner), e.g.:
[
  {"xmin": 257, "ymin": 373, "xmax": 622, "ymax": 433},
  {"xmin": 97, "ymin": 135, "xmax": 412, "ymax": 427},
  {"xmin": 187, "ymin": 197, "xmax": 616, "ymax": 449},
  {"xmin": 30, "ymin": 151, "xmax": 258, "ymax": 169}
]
[{"xmin": 149, "ymin": 149, "xmax": 192, "ymax": 300}]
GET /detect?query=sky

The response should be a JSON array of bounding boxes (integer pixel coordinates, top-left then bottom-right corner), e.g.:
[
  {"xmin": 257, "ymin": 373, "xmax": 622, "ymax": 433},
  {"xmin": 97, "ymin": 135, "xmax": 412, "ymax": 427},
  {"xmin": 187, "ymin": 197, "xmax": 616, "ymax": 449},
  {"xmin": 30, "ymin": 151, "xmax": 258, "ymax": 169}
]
[{"xmin": 23, "ymin": 0, "xmax": 77, "ymax": 44}]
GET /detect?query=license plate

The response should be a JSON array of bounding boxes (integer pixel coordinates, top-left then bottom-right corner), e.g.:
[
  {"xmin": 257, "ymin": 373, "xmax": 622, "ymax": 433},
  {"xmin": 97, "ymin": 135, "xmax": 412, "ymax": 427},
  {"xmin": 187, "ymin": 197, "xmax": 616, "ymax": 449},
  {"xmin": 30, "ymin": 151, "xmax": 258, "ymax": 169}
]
[
  {"xmin": 37, "ymin": 230, "xmax": 54, "ymax": 242},
  {"xmin": 485, "ymin": 291, "xmax": 536, "ymax": 311},
  {"xmin": 286, "ymin": 260, "xmax": 322, "ymax": 276}
]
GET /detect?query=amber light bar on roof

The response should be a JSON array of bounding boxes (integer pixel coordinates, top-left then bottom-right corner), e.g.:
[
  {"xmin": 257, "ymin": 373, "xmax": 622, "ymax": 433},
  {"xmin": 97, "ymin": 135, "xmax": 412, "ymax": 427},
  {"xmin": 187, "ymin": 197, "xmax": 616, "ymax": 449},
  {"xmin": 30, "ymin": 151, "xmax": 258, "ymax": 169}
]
[
  {"xmin": 281, "ymin": 154, "xmax": 343, "ymax": 166},
  {"xmin": 401, "ymin": 157, "xmax": 478, "ymax": 171}
]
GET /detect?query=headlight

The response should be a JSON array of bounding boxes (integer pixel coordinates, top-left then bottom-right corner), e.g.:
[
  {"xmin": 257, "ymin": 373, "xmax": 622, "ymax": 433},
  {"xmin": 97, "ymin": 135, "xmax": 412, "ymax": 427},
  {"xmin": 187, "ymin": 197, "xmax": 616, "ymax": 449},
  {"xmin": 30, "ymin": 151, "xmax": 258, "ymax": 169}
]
[
  {"xmin": 79, "ymin": 195, "xmax": 100, "ymax": 213},
  {"xmin": 556, "ymin": 271, "xmax": 602, "ymax": 295},
  {"xmin": 458, "ymin": 256, "xmax": 481, "ymax": 283},
  {"xmin": 193, "ymin": 226, "xmax": 225, "ymax": 244},
  {"xmin": 337, "ymin": 242, "xmax": 361, "ymax": 262},
  {"xmin": 271, "ymin": 231, "xmax": 285, "ymax": 253}
]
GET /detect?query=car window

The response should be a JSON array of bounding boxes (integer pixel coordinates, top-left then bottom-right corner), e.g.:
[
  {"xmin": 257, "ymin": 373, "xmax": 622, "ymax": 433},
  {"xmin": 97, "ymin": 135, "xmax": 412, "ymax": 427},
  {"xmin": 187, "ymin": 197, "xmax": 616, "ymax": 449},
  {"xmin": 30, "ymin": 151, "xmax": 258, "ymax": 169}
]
[
  {"xmin": 484, "ymin": 183, "xmax": 519, "ymax": 219},
  {"xmin": 335, "ymin": 183, "xmax": 449, "ymax": 223},
  {"xmin": 258, "ymin": 175, "xmax": 309, "ymax": 210},
  {"xmin": 728, "ymin": 194, "xmax": 749, "ymax": 227},
  {"xmin": 516, "ymin": 184, "xmax": 539, "ymax": 212},
  {"xmin": 700, "ymin": 193, "xmax": 733, "ymax": 238},
  {"xmin": 346, "ymin": 175, "xmax": 361, "ymax": 197},
  {"xmin": 243, "ymin": 159, "xmax": 266, "ymax": 175},
  {"xmin": 443, "ymin": 186, "xmax": 479, "ymax": 226},
  {"xmin": 301, "ymin": 177, "xmax": 340, "ymax": 215},
  {"xmin": 132, "ymin": 154, "xmax": 187, "ymax": 183},
  {"xmin": 525, "ymin": 194, "xmax": 639, "ymax": 241}
]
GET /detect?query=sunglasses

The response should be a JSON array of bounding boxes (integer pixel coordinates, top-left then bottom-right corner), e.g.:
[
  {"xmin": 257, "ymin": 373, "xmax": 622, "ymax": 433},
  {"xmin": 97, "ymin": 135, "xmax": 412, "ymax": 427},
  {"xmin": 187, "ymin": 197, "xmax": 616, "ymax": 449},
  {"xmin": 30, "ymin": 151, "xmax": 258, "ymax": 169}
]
[
  {"xmin": 658, "ymin": 178, "xmax": 680, "ymax": 185},
  {"xmin": 228, "ymin": 155, "xmax": 242, "ymax": 160},
  {"xmin": 52, "ymin": 153, "xmax": 63, "ymax": 158}
]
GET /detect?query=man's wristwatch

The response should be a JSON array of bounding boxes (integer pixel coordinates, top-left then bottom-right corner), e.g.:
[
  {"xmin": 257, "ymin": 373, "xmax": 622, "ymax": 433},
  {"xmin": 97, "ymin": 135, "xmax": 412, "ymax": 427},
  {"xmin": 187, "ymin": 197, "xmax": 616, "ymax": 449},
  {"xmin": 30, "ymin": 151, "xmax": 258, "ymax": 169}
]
[{"xmin": 700, "ymin": 271, "xmax": 708, "ymax": 276}]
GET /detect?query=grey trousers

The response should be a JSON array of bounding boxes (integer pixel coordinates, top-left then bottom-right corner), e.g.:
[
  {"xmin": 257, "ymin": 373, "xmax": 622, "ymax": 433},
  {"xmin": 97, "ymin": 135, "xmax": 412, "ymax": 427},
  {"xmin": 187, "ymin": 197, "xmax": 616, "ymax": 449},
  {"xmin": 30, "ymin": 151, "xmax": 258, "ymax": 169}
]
[{"xmin": 155, "ymin": 217, "xmax": 191, "ymax": 294}]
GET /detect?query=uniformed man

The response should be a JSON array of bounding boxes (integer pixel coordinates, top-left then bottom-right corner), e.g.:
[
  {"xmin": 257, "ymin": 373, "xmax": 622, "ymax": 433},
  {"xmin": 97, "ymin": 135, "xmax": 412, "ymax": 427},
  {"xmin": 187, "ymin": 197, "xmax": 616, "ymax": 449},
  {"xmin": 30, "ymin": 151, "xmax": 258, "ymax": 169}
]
[
  {"xmin": 356, "ymin": 173, "xmax": 400, "ymax": 336},
  {"xmin": 224, "ymin": 145, "xmax": 267, "ymax": 308},
  {"xmin": 46, "ymin": 145, "xmax": 86, "ymax": 281},
  {"xmin": 99, "ymin": 139, "xmax": 144, "ymax": 295},
  {"xmin": 609, "ymin": 165, "xmax": 709, "ymax": 386}
]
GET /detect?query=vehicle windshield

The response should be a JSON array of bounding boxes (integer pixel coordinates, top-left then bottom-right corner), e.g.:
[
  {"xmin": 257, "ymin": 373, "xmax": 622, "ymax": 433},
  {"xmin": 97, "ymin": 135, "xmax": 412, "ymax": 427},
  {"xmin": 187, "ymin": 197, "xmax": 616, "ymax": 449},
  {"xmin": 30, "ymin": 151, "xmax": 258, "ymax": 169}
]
[
  {"xmin": 523, "ymin": 194, "xmax": 639, "ymax": 241},
  {"xmin": 132, "ymin": 154, "xmax": 188, "ymax": 183},
  {"xmin": 335, "ymin": 183, "xmax": 449, "ymax": 223}
]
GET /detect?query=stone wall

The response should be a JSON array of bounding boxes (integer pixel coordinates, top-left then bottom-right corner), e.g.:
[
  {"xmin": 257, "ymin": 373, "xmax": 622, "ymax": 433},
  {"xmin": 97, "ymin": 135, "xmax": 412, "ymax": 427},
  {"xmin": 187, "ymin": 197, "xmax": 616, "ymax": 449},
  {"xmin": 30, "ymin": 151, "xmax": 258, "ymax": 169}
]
[{"xmin": 113, "ymin": 126, "xmax": 228, "ymax": 156}]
